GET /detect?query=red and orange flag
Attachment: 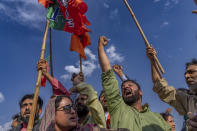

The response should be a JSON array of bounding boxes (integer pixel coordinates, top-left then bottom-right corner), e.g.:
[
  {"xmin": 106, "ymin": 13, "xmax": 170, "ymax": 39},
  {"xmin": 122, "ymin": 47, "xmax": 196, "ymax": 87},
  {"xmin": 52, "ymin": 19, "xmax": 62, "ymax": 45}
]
[{"xmin": 38, "ymin": 0, "xmax": 54, "ymax": 8}]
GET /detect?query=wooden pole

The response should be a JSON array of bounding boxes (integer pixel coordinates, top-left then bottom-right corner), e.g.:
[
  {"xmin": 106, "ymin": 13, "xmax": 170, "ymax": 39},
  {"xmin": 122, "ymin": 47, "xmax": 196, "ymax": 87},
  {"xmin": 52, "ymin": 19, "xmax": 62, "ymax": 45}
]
[
  {"xmin": 27, "ymin": 20, "xmax": 50, "ymax": 131},
  {"xmin": 80, "ymin": 55, "xmax": 82, "ymax": 72},
  {"xmin": 122, "ymin": 0, "xmax": 165, "ymax": 74},
  {"xmin": 49, "ymin": 28, "xmax": 54, "ymax": 77}
]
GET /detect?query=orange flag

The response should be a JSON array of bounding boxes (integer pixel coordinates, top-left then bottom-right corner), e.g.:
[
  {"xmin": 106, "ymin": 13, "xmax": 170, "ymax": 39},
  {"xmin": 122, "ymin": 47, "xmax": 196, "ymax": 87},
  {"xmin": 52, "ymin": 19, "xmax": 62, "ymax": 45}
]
[
  {"xmin": 70, "ymin": 32, "xmax": 91, "ymax": 59},
  {"xmin": 38, "ymin": 0, "xmax": 54, "ymax": 8}
]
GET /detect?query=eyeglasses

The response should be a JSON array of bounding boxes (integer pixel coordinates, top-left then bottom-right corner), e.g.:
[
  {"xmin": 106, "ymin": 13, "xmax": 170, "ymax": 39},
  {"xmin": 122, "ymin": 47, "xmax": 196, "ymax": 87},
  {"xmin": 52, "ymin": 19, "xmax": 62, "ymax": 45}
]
[{"xmin": 56, "ymin": 104, "xmax": 75, "ymax": 113}]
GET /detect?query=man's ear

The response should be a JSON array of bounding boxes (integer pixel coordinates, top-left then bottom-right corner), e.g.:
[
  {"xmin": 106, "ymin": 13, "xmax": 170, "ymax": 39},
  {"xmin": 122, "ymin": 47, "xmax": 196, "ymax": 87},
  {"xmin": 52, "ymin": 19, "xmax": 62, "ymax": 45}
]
[
  {"xmin": 139, "ymin": 90, "xmax": 143, "ymax": 97},
  {"xmin": 39, "ymin": 109, "xmax": 42, "ymax": 116}
]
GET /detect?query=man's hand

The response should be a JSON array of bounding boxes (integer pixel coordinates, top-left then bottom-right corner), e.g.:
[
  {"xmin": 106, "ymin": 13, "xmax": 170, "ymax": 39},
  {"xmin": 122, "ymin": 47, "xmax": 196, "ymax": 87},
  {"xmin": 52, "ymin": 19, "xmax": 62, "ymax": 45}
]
[
  {"xmin": 146, "ymin": 46, "xmax": 157, "ymax": 61},
  {"xmin": 187, "ymin": 112, "xmax": 197, "ymax": 131},
  {"xmin": 113, "ymin": 64, "xmax": 124, "ymax": 77},
  {"xmin": 71, "ymin": 72, "xmax": 84, "ymax": 86},
  {"xmin": 37, "ymin": 59, "xmax": 47, "ymax": 76},
  {"xmin": 98, "ymin": 36, "xmax": 108, "ymax": 47}
]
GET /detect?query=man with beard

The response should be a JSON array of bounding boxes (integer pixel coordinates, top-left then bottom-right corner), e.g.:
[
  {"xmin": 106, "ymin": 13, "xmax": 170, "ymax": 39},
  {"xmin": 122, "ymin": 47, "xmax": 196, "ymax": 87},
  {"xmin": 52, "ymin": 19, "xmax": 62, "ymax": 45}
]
[
  {"xmin": 70, "ymin": 72, "xmax": 106, "ymax": 128},
  {"xmin": 10, "ymin": 94, "xmax": 43, "ymax": 131},
  {"xmin": 146, "ymin": 46, "xmax": 197, "ymax": 131},
  {"xmin": 98, "ymin": 36, "xmax": 171, "ymax": 131}
]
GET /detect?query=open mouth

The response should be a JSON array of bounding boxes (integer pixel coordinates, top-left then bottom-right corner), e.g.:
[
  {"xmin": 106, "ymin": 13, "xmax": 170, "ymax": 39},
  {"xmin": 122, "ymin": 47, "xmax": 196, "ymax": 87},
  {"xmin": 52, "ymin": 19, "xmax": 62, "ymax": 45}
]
[{"xmin": 125, "ymin": 91, "xmax": 132, "ymax": 96}]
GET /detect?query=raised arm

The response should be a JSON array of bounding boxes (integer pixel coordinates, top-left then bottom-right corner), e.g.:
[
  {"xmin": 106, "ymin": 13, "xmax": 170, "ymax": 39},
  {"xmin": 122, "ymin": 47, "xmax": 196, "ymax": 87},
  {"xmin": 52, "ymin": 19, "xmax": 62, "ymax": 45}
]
[
  {"xmin": 69, "ymin": 73, "xmax": 106, "ymax": 128},
  {"xmin": 146, "ymin": 46, "xmax": 162, "ymax": 83},
  {"xmin": 98, "ymin": 36, "xmax": 111, "ymax": 72},
  {"xmin": 37, "ymin": 59, "xmax": 69, "ymax": 96}
]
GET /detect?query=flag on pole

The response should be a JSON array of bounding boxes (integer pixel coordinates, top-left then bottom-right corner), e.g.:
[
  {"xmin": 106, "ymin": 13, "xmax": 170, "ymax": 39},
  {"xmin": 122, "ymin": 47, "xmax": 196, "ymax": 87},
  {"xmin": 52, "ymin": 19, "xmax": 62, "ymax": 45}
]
[
  {"xmin": 39, "ymin": 0, "xmax": 91, "ymax": 59},
  {"xmin": 38, "ymin": 0, "xmax": 54, "ymax": 8},
  {"xmin": 70, "ymin": 32, "xmax": 91, "ymax": 59}
]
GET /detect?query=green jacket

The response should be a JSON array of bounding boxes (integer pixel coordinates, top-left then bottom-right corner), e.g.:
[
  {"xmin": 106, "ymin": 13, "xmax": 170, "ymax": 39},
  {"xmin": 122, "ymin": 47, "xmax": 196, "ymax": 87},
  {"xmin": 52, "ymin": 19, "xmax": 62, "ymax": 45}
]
[
  {"xmin": 77, "ymin": 82, "xmax": 106, "ymax": 128},
  {"xmin": 102, "ymin": 70, "xmax": 171, "ymax": 131}
]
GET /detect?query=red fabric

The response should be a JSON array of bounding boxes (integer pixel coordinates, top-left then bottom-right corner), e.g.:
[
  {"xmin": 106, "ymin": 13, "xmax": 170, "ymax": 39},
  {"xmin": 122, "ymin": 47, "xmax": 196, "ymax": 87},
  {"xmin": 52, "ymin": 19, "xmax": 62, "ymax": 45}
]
[
  {"xmin": 38, "ymin": 0, "xmax": 54, "ymax": 8},
  {"xmin": 41, "ymin": 62, "xmax": 49, "ymax": 87},
  {"xmin": 106, "ymin": 113, "xmax": 110, "ymax": 129},
  {"xmin": 57, "ymin": 0, "xmax": 91, "ymax": 36}
]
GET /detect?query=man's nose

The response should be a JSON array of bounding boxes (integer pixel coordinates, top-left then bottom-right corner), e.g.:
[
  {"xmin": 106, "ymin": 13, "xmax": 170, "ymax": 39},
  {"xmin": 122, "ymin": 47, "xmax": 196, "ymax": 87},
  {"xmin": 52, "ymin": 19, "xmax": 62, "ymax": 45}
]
[{"xmin": 185, "ymin": 73, "xmax": 191, "ymax": 79}]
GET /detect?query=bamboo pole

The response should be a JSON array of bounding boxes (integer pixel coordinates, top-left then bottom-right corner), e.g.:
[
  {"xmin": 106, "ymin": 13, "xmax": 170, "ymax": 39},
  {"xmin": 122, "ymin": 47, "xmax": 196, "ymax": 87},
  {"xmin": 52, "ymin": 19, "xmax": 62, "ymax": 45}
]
[
  {"xmin": 27, "ymin": 20, "xmax": 50, "ymax": 131},
  {"xmin": 122, "ymin": 0, "xmax": 165, "ymax": 74},
  {"xmin": 49, "ymin": 28, "xmax": 54, "ymax": 77},
  {"xmin": 80, "ymin": 55, "xmax": 82, "ymax": 72}
]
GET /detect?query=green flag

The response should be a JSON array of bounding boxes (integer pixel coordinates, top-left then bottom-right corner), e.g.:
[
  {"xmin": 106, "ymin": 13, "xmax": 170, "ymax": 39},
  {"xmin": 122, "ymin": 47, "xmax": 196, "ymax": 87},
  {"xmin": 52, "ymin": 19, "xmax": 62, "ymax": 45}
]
[{"xmin": 47, "ymin": 3, "xmax": 65, "ymax": 30}]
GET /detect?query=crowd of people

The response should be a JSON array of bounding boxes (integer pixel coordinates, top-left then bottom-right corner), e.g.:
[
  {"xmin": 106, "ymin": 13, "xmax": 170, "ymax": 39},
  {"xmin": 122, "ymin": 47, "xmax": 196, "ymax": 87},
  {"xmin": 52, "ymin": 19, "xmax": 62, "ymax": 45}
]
[{"xmin": 8, "ymin": 36, "xmax": 197, "ymax": 131}]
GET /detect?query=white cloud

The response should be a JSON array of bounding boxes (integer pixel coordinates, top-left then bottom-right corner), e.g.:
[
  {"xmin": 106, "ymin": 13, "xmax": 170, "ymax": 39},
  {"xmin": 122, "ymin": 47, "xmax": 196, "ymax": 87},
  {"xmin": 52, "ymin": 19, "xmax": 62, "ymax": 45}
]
[
  {"xmin": 161, "ymin": 21, "xmax": 169, "ymax": 27},
  {"xmin": 0, "ymin": 92, "xmax": 5, "ymax": 103},
  {"xmin": 61, "ymin": 48, "xmax": 97, "ymax": 81},
  {"xmin": 106, "ymin": 45, "xmax": 124, "ymax": 63},
  {"xmin": 0, "ymin": 0, "xmax": 46, "ymax": 29},
  {"xmin": 85, "ymin": 48, "xmax": 96, "ymax": 61},
  {"xmin": 104, "ymin": 3, "xmax": 110, "ymax": 8},
  {"xmin": 61, "ymin": 46, "xmax": 124, "ymax": 81},
  {"xmin": 0, "ymin": 121, "xmax": 12, "ymax": 131},
  {"xmin": 109, "ymin": 8, "xmax": 119, "ymax": 19}
]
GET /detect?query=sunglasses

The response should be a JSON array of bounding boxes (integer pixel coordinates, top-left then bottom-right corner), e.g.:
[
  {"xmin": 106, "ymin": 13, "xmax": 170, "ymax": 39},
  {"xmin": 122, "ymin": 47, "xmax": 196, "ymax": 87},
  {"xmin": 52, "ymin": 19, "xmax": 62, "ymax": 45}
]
[{"xmin": 56, "ymin": 104, "xmax": 75, "ymax": 113}]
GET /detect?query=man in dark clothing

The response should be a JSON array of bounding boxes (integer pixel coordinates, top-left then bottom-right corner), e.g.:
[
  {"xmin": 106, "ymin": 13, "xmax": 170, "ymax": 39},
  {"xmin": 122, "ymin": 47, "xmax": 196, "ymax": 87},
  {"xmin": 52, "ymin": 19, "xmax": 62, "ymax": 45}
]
[{"xmin": 10, "ymin": 94, "xmax": 43, "ymax": 131}]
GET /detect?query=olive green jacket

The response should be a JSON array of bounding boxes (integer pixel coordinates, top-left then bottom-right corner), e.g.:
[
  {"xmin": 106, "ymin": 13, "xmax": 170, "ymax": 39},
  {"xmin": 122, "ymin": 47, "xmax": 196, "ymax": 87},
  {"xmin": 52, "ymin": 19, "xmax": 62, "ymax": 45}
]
[
  {"xmin": 102, "ymin": 70, "xmax": 171, "ymax": 131},
  {"xmin": 77, "ymin": 82, "xmax": 106, "ymax": 128}
]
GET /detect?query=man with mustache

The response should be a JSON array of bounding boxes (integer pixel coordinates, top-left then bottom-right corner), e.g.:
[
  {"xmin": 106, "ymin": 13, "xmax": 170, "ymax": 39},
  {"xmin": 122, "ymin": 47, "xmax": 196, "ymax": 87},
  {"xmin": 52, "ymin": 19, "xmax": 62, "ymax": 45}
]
[
  {"xmin": 146, "ymin": 46, "xmax": 197, "ymax": 131},
  {"xmin": 98, "ymin": 36, "xmax": 171, "ymax": 131},
  {"xmin": 70, "ymin": 72, "xmax": 106, "ymax": 128},
  {"xmin": 10, "ymin": 94, "xmax": 43, "ymax": 131}
]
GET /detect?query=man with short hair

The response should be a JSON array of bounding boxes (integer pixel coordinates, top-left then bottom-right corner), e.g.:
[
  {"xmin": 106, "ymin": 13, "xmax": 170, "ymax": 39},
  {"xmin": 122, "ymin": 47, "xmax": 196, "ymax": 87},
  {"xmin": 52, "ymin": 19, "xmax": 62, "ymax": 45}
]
[
  {"xmin": 98, "ymin": 36, "xmax": 171, "ymax": 131},
  {"xmin": 70, "ymin": 72, "xmax": 106, "ymax": 128},
  {"xmin": 10, "ymin": 94, "xmax": 43, "ymax": 131},
  {"xmin": 146, "ymin": 46, "xmax": 197, "ymax": 131}
]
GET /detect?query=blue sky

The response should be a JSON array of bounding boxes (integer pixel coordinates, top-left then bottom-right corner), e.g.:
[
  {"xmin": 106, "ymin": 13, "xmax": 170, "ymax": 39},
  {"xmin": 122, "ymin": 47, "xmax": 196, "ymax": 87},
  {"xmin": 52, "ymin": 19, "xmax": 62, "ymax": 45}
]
[{"xmin": 0, "ymin": 0, "xmax": 197, "ymax": 130}]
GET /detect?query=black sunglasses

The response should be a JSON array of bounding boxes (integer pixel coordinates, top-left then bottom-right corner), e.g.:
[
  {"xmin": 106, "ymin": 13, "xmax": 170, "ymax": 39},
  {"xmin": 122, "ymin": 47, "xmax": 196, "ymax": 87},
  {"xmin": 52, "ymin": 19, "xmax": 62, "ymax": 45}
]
[{"xmin": 56, "ymin": 104, "xmax": 75, "ymax": 113}]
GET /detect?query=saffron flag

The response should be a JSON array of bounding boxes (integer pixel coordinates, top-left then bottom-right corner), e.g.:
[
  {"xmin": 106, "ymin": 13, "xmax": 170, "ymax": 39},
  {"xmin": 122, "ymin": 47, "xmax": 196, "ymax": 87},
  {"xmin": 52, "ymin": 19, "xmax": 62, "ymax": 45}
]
[
  {"xmin": 38, "ymin": 0, "xmax": 54, "ymax": 8},
  {"xmin": 57, "ymin": 0, "xmax": 91, "ymax": 35},
  {"xmin": 70, "ymin": 32, "xmax": 91, "ymax": 59},
  {"xmin": 40, "ymin": 0, "xmax": 91, "ymax": 59}
]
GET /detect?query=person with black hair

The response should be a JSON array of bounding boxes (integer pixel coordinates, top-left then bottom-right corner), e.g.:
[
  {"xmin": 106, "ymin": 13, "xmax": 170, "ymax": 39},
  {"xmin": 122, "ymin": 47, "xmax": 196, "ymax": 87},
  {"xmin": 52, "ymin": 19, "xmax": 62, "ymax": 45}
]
[
  {"xmin": 69, "ymin": 72, "xmax": 106, "ymax": 128},
  {"xmin": 10, "ymin": 94, "xmax": 43, "ymax": 131},
  {"xmin": 98, "ymin": 36, "xmax": 171, "ymax": 131},
  {"xmin": 160, "ymin": 108, "xmax": 176, "ymax": 131},
  {"xmin": 146, "ymin": 45, "xmax": 197, "ymax": 131}
]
